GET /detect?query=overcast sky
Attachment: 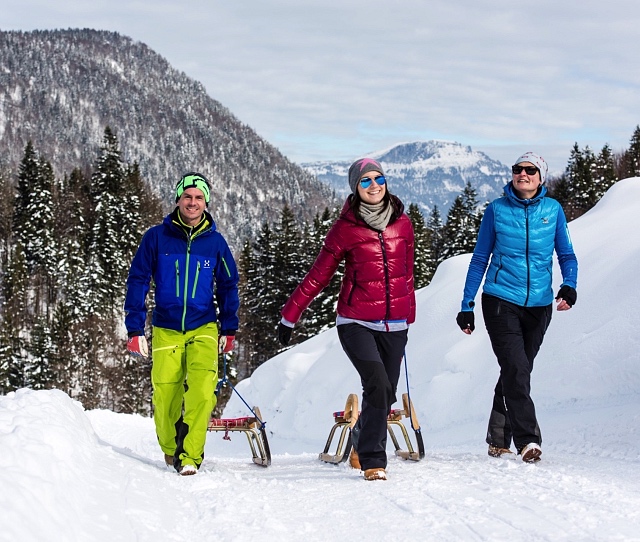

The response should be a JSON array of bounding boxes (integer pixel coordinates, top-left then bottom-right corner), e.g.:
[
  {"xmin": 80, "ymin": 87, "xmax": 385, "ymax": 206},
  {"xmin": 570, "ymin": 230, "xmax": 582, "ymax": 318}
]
[{"xmin": 2, "ymin": 0, "xmax": 639, "ymax": 173}]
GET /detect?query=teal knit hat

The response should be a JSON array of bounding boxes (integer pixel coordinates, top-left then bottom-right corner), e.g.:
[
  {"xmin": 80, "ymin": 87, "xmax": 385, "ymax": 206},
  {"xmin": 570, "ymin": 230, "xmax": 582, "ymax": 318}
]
[{"xmin": 175, "ymin": 172, "xmax": 211, "ymax": 204}]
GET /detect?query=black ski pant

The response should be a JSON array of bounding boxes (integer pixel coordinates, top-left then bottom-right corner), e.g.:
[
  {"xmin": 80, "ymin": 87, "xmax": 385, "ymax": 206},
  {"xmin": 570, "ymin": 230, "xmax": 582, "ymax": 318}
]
[
  {"xmin": 481, "ymin": 294, "xmax": 552, "ymax": 453},
  {"xmin": 337, "ymin": 323, "xmax": 408, "ymax": 470}
]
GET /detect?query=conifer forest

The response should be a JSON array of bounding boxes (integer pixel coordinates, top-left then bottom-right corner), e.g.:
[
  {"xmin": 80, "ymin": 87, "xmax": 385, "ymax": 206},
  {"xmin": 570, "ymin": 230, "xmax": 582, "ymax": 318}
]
[{"xmin": 1, "ymin": 125, "xmax": 639, "ymax": 414}]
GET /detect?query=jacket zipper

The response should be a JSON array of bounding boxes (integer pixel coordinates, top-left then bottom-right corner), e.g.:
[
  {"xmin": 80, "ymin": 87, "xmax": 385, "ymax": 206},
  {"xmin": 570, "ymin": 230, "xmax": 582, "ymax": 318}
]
[
  {"xmin": 524, "ymin": 204, "xmax": 531, "ymax": 306},
  {"xmin": 378, "ymin": 231, "xmax": 391, "ymax": 329},
  {"xmin": 175, "ymin": 260, "xmax": 180, "ymax": 297},
  {"xmin": 192, "ymin": 260, "xmax": 201, "ymax": 298},
  {"xmin": 181, "ymin": 233, "xmax": 193, "ymax": 332}
]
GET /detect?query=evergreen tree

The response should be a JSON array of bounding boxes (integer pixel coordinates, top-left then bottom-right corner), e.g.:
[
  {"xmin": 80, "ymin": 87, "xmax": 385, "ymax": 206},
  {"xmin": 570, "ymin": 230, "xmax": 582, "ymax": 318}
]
[
  {"xmin": 0, "ymin": 169, "xmax": 14, "ymax": 272},
  {"xmin": 547, "ymin": 174, "xmax": 572, "ymax": 211},
  {"xmin": 86, "ymin": 127, "xmax": 135, "ymax": 315},
  {"xmin": 13, "ymin": 143, "xmax": 57, "ymax": 318},
  {"xmin": 407, "ymin": 203, "xmax": 432, "ymax": 289},
  {"xmin": 24, "ymin": 316, "xmax": 54, "ymax": 390},
  {"xmin": 0, "ymin": 242, "xmax": 29, "ymax": 391},
  {"xmin": 247, "ymin": 222, "xmax": 278, "ymax": 371},
  {"xmin": 623, "ymin": 125, "xmax": 640, "ymax": 179},
  {"xmin": 441, "ymin": 183, "xmax": 481, "ymax": 260},
  {"xmin": 237, "ymin": 238, "xmax": 260, "ymax": 380},
  {"xmin": 592, "ymin": 144, "xmax": 618, "ymax": 204},
  {"xmin": 427, "ymin": 205, "xmax": 445, "ymax": 277},
  {"xmin": 273, "ymin": 204, "xmax": 309, "ymax": 345},
  {"xmin": 565, "ymin": 143, "xmax": 596, "ymax": 218}
]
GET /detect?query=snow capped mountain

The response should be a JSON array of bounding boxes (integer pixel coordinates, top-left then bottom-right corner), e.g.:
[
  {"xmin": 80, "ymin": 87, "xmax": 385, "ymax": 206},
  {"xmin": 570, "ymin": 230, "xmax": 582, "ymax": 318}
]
[{"xmin": 303, "ymin": 140, "xmax": 511, "ymax": 214}]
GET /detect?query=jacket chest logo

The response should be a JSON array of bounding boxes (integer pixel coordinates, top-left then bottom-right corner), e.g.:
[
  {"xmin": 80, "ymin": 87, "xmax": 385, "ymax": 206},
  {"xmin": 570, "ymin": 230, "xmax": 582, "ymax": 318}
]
[
  {"xmin": 204, "ymin": 260, "xmax": 211, "ymax": 268},
  {"xmin": 541, "ymin": 217, "xmax": 549, "ymax": 224}
]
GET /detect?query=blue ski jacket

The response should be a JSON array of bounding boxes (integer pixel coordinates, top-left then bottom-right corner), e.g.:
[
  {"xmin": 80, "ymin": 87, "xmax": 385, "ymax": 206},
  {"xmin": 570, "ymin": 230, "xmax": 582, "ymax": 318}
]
[
  {"xmin": 124, "ymin": 210, "xmax": 239, "ymax": 335},
  {"xmin": 461, "ymin": 182, "xmax": 577, "ymax": 311}
]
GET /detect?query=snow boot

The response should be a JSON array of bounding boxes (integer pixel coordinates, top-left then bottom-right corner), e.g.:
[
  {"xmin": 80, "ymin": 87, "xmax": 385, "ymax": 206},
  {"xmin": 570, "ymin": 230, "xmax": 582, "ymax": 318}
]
[
  {"xmin": 519, "ymin": 443, "xmax": 542, "ymax": 463},
  {"xmin": 488, "ymin": 445, "xmax": 516, "ymax": 459},
  {"xmin": 178, "ymin": 463, "xmax": 197, "ymax": 476},
  {"xmin": 364, "ymin": 468, "xmax": 387, "ymax": 481},
  {"xmin": 164, "ymin": 454, "xmax": 174, "ymax": 469},
  {"xmin": 349, "ymin": 448, "xmax": 361, "ymax": 470}
]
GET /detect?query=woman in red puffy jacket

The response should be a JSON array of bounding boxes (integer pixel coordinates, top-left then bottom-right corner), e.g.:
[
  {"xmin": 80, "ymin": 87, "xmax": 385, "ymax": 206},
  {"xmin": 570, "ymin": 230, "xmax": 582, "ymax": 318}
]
[{"xmin": 278, "ymin": 158, "xmax": 415, "ymax": 481}]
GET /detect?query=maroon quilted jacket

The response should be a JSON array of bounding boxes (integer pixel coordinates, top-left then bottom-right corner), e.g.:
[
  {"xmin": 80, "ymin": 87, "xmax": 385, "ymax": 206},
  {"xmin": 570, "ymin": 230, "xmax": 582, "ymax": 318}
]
[{"xmin": 282, "ymin": 196, "xmax": 416, "ymax": 325}]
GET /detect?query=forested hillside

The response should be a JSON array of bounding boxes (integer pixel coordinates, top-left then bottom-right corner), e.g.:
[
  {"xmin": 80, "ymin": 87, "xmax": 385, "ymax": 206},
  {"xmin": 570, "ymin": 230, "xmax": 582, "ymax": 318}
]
[{"xmin": 0, "ymin": 28, "xmax": 337, "ymax": 247}]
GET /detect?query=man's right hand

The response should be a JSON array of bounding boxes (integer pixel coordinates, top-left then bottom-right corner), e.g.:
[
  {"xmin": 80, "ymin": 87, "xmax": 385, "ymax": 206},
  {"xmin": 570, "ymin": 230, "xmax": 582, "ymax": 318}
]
[
  {"xmin": 127, "ymin": 335, "xmax": 149, "ymax": 358},
  {"xmin": 456, "ymin": 311, "xmax": 475, "ymax": 334}
]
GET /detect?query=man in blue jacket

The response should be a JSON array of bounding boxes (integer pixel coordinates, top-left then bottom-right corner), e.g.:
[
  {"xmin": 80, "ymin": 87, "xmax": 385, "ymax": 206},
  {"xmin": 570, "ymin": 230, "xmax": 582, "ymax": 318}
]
[
  {"xmin": 456, "ymin": 152, "xmax": 578, "ymax": 463},
  {"xmin": 125, "ymin": 172, "xmax": 239, "ymax": 475}
]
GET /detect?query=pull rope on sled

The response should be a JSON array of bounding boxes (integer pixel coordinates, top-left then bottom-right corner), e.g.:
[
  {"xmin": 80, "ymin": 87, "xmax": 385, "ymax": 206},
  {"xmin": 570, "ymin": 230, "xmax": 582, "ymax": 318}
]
[
  {"xmin": 215, "ymin": 353, "xmax": 265, "ymax": 429},
  {"xmin": 209, "ymin": 353, "xmax": 271, "ymax": 466}
]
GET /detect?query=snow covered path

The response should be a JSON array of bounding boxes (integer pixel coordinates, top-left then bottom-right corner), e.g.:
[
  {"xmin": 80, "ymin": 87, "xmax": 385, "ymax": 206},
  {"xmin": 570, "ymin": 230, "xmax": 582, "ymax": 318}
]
[{"xmin": 2, "ymin": 389, "xmax": 639, "ymax": 542}]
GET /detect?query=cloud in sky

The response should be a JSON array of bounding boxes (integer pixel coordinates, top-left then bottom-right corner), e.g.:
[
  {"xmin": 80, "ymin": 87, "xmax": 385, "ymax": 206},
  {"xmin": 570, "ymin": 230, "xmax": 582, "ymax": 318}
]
[{"xmin": 2, "ymin": 0, "xmax": 640, "ymax": 172}]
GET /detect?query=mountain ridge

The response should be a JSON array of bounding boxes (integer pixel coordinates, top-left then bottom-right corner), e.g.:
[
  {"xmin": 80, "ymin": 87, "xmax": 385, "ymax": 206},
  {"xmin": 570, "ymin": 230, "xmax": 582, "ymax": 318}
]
[
  {"xmin": 302, "ymin": 140, "xmax": 511, "ymax": 213},
  {"xmin": 0, "ymin": 28, "xmax": 337, "ymax": 247}
]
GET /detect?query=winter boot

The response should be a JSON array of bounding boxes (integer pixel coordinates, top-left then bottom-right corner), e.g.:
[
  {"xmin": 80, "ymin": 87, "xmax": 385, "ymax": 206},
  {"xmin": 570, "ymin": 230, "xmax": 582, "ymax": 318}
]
[
  {"xmin": 488, "ymin": 445, "xmax": 516, "ymax": 459},
  {"xmin": 164, "ymin": 454, "xmax": 174, "ymax": 469},
  {"xmin": 349, "ymin": 448, "xmax": 361, "ymax": 470},
  {"xmin": 519, "ymin": 443, "xmax": 542, "ymax": 463},
  {"xmin": 364, "ymin": 468, "xmax": 387, "ymax": 481},
  {"xmin": 178, "ymin": 463, "xmax": 197, "ymax": 476}
]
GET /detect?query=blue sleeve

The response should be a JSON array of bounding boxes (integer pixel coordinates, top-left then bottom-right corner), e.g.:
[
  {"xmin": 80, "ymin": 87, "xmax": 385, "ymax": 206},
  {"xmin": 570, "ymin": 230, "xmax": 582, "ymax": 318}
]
[
  {"xmin": 215, "ymin": 235, "xmax": 240, "ymax": 334},
  {"xmin": 124, "ymin": 228, "xmax": 155, "ymax": 334},
  {"xmin": 461, "ymin": 204, "xmax": 495, "ymax": 311},
  {"xmin": 555, "ymin": 206, "xmax": 578, "ymax": 289}
]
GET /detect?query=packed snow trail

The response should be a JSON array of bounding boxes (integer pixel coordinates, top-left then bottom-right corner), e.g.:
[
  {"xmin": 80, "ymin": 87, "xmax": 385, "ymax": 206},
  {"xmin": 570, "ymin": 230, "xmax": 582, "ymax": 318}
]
[{"xmin": 1, "ymin": 389, "xmax": 639, "ymax": 541}]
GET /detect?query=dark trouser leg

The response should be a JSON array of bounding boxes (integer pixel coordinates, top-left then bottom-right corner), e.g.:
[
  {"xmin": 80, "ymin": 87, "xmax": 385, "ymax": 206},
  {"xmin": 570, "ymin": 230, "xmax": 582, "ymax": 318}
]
[
  {"xmin": 486, "ymin": 378, "xmax": 512, "ymax": 449},
  {"xmin": 337, "ymin": 324, "xmax": 408, "ymax": 470},
  {"xmin": 482, "ymin": 295, "xmax": 551, "ymax": 452}
]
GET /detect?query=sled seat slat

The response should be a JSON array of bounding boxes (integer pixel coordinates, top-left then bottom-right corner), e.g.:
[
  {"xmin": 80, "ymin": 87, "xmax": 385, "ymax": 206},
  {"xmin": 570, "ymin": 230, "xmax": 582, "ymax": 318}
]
[{"xmin": 208, "ymin": 416, "xmax": 256, "ymax": 429}]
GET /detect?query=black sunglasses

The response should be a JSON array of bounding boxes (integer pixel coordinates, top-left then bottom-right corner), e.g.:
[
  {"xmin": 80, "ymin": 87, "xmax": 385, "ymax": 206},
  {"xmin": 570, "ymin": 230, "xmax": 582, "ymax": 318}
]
[{"xmin": 512, "ymin": 165, "xmax": 539, "ymax": 176}]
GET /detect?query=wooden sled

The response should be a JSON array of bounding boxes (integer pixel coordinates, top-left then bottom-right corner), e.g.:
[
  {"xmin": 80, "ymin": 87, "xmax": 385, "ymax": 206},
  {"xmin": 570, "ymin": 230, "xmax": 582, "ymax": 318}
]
[
  {"xmin": 319, "ymin": 393, "xmax": 425, "ymax": 464},
  {"xmin": 208, "ymin": 406, "xmax": 271, "ymax": 467}
]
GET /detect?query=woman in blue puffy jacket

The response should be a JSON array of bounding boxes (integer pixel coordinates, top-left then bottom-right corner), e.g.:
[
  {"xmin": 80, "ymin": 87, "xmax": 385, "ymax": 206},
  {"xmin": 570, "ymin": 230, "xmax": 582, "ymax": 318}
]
[{"xmin": 456, "ymin": 152, "xmax": 578, "ymax": 463}]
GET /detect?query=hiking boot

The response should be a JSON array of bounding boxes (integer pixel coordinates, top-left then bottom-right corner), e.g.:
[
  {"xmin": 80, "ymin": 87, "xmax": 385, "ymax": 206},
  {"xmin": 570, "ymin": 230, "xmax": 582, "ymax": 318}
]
[
  {"xmin": 178, "ymin": 463, "xmax": 197, "ymax": 476},
  {"xmin": 520, "ymin": 443, "xmax": 542, "ymax": 463},
  {"xmin": 364, "ymin": 468, "xmax": 387, "ymax": 481},
  {"xmin": 488, "ymin": 445, "xmax": 516, "ymax": 459},
  {"xmin": 164, "ymin": 454, "xmax": 174, "ymax": 468},
  {"xmin": 349, "ymin": 448, "xmax": 361, "ymax": 470}
]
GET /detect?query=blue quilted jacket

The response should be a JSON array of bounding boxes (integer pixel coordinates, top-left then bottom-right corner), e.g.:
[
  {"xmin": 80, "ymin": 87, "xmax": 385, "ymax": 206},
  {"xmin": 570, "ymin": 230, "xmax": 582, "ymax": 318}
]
[
  {"xmin": 461, "ymin": 182, "xmax": 577, "ymax": 311},
  {"xmin": 124, "ymin": 210, "xmax": 239, "ymax": 334}
]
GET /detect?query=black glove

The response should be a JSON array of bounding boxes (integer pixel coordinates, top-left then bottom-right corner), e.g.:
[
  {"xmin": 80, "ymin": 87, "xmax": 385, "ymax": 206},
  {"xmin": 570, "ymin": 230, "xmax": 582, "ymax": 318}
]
[
  {"xmin": 456, "ymin": 311, "xmax": 475, "ymax": 332},
  {"xmin": 556, "ymin": 285, "xmax": 577, "ymax": 307},
  {"xmin": 278, "ymin": 322, "xmax": 293, "ymax": 346}
]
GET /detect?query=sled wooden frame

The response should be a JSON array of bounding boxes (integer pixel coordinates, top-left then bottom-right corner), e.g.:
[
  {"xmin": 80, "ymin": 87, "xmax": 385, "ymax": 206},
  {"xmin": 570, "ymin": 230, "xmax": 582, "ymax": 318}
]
[
  {"xmin": 318, "ymin": 393, "xmax": 425, "ymax": 464},
  {"xmin": 208, "ymin": 406, "xmax": 271, "ymax": 467}
]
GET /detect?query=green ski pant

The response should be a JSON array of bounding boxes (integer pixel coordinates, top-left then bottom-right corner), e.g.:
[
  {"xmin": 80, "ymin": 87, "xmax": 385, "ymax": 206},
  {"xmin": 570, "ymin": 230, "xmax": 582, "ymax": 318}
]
[{"xmin": 151, "ymin": 323, "xmax": 219, "ymax": 468}]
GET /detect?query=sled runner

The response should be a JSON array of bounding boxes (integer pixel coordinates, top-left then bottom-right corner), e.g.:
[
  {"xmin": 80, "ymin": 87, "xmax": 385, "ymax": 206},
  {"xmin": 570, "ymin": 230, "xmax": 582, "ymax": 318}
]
[
  {"xmin": 319, "ymin": 392, "xmax": 425, "ymax": 464},
  {"xmin": 208, "ymin": 406, "xmax": 271, "ymax": 467},
  {"xmin": 210, "ymin": 354, "xmax": 271, "ymax": 466}
]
